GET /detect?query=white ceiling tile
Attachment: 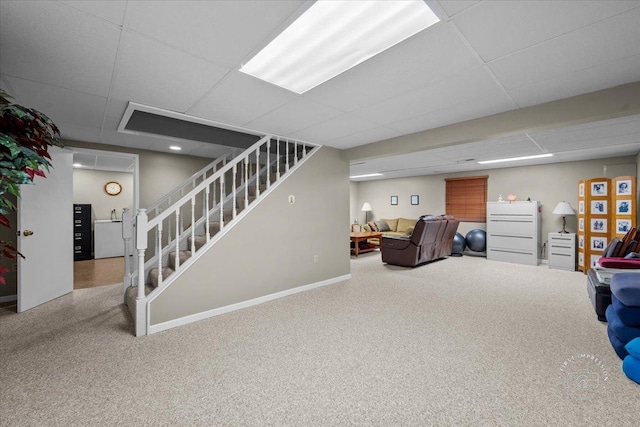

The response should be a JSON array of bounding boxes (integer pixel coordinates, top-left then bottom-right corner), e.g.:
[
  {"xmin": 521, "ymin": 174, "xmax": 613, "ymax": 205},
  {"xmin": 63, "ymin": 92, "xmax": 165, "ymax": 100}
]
[
  {"xmin": 387, "ymin": 92, "xmax": 516, "ymax": 134},
  {"xmin": 454, "ymin": 1, "xmax": 639, "ymax": 62},
  {"xmin": 437, "ymin": 1, "xmax": 480, "ymax": 18},
  {"xmin": 435, "ymin": 135, "xmax": 541, "ymax": 162},
  {"xmin": 5, "ymin": 76, "xmax": 107, "ymax": 128},
  {"xmin": 126, "ymin": 0, "xmax": 305, "ymax": 68},
  {"xmin": 326, "ymin": 127, "xmax": 402, "ymax": 150},
  {"xmin": 60, "ymin": 0, "xmax": 127, "ymax": 25},
  {"xmin": 306, "ymin": 22, "xmax": 481, "ymax": 112},
  {"xmin": 489, "ymin": 7, "xmax": 640, "ymax": 90},
  {"xmin": 111, "ymin": 32, "xmax": 231, "ymax": 112},
  {"xmin": 508, "ymin": 54, "xmax": 640, "ymax": 107},
  {"xmin": 245, "ymin": 99, "xmax": 344, "ymax": 137},
  {"xmin": 531, "ymin": 114, "xmax": 640, "ymax": 152},
  {"xmin": 355, "ymin": 67, "xmax": 504, "ymax": 126},
  {"xmin": 290, "ymin": 115, "xmax": 378, "ymax": 144},
  {"xmin": 0, "ymin": 1, "xmax": 120, "ymax": 96},
  {"xmin": 105, "ymin": 98, "xmax": 130, "ymax": 120},
  {"xmin": 95, "ymin": 154, "xmax": 135, "ymax": 172},
  {"xmin": 187, "ymin": 71, "xmax": 295, "ymax": 127},
  {"xmin": 58, "ymin": 122, "xmax": 101, "ymax": 144}
]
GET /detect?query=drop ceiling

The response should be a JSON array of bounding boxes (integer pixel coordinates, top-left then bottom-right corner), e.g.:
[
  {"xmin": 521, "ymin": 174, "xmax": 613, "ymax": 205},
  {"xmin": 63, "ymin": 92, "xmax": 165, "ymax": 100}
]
[{"xmin": 1, "ymin": 0, "xmax": 640, "ymax": 179}]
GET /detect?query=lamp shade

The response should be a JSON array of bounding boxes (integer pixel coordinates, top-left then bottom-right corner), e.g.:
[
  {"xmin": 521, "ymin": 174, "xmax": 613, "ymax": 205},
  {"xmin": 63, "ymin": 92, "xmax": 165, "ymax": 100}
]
[
  {"xmin": 552, "ymin": 201, "xmax": 575, "ymax": 216},
  {"xmin": 361, "ymin": 202, "xmax": 372, "ymax": 212}
]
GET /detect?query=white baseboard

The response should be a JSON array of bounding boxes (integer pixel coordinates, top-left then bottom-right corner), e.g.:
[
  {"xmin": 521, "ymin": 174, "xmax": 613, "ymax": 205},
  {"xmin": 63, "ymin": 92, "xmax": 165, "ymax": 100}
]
[
  {"xmin": 148, "ymin": 274, "xmax": 351, "ymax": 335},
  {"xmin": 0, "ymin": 294, "xmax": 17, "ymax": 303}
]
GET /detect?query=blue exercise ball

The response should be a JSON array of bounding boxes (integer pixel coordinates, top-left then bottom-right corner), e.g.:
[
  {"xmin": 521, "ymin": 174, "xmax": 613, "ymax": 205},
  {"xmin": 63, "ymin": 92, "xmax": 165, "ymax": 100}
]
[
  {"xmin": 465, "ymin": 229, "xmax": 486, "ymax": 252},
  {"xmin": 452, "ymin": 232, "xmax": 466, "ymax": 256}
]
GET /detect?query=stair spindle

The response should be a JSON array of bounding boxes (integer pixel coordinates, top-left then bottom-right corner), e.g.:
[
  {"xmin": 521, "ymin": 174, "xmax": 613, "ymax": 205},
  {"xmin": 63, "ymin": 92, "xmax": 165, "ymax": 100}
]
[
  {"xmin": 174, "ymin": 210, "xmax": 180, "ymax": 269},
  {"xmin": 244, "ymin": 156, "xmax": 249, "ymax": 209},
  {"xmin": 255, "ymin": 148, "xmax": 260, "ymax": 197},
  {"xmin": 205, "ymin": 186, "xmax": 210, "ymax": 243},
  {"xmin": 157, "ymin": 221, "xmax": 163, "ymax": 288},
  {"xmin": 191, "ymin": 196, "xmax": 196, "ymax": 252},
  {"xmin": 220, "ymin": 176, "xmax": 225, "ymax": 230},
  {"xmin": 286, "ymin": 140, "xmax": 290, "ymax": 172},
  {"xmin": 276, "ymin": 137, "xmax": 280, "ymax": 180},
  {"xmin": 266, "ymin": 139, "xmax": 271, "ymax": 188},
  {"xmin": 232, "ymin": 164, "xmax": 237, "ymax": 219},
  {"xmin": 294, "ymin": 142, "xmax": 298, "ymax": 165}
]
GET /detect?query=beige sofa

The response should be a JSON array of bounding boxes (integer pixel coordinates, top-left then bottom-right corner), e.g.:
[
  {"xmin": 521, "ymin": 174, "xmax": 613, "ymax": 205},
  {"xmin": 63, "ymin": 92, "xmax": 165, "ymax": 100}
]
[{"xmin": 362, "ymin": 218, "xmax": 417, "ymax": 244}]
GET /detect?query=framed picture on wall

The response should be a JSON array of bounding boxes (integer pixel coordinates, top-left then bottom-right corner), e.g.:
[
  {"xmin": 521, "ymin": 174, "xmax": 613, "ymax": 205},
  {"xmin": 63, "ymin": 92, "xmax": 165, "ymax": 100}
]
[
  {"xmin": 616, "ymin": 200, "xmax": 631, "ymax": 215},
  {"xmin": 578, "ymin": 235, "xmax": 584, "ymax": 249},
  {"xmin": 617, "ymin": 219, "xmax": 632, "ymax": 233},
  {"xmin": 591, "ymin": 181, "xmax": 607, "ymax": 196},
  {"xmin": 390, "ymin": 195, "xmax": 398, "ymax": 206},
  {"xmin": 578, "ymin": 200, "xmax": 584, "ymax": 214},
  {"xmin": 411, "ymin": 195, "xmax": 419, "ymax": 205},
  {"xmin": 590, "ymin": 200, "xmax": 607, "ymax": 214},
  {"xmin": 590, "ymin": 218, "xmax": 607, "ymax": 233},
  {"xmin": 579, "ymin": 218, "xmax": 584, "ymax": 231},
  {"xmin": 591, "ymin": 237, "xmax": 607, "ymax": 251},
  {"xmin": 617, "ymin": 180, "xmax": 632, "ymax": 196},
  {"xmin": 579, "ymin": 183, "xmax": 585, "ymax": 197}
]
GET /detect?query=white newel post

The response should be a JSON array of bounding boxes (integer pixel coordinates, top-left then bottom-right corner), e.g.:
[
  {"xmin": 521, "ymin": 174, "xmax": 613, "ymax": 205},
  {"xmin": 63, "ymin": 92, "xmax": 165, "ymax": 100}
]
[
  {"xmin": 135, "ymin": 209, "xmax": 148, "ymax": 336},
  {"xmin": 122, "ymin": 208, "xmax": 132, "ymax": 299}
]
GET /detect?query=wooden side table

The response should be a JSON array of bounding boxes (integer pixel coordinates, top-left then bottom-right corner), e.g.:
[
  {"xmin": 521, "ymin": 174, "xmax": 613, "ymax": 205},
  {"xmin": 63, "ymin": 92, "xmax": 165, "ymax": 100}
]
[{"xmin": 350, "ymin": 232, "xmax": 382, "ymax": 257}]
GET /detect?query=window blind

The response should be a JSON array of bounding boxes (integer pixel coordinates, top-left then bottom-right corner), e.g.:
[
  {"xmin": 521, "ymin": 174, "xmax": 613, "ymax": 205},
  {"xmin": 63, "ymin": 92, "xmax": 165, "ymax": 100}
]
[{"xmin": 445, "ymin": 176, "xmax": 488, "ymax": 222}]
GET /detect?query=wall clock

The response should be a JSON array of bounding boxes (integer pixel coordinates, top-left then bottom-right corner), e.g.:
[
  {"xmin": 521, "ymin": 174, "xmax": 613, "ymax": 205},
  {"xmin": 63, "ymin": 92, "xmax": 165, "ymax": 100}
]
[{"xmin": 104, "ymin": 181, "xmax": 122, "ymax": 196}]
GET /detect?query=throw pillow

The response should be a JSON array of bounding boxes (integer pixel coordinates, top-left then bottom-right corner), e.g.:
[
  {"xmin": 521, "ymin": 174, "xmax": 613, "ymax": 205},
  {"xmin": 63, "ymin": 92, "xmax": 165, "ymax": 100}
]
[
  {"xmin": 405, "ymin": 226, "xmax": 414, "ymax": 236},
  {"xmin": 626, "ymin": 337, "xmax": 640, "ymax": 359},
  {"xmin": 367, "ymin": 221, "xmax": 379, "ymax": 232},
  {"xmin": 363, "ymin": 224, "xmax": 372, "ymax": 232},
  {"xmin": 375, "ymin": 220, "xmax": 391, "ymax": 232},
  {"xmin": 382, "ymin": 218, "xmax": 398, "ymax": 232},
  {"xmin": 397, "ymin": 218, "xmax": 416, "ymax": 233}
]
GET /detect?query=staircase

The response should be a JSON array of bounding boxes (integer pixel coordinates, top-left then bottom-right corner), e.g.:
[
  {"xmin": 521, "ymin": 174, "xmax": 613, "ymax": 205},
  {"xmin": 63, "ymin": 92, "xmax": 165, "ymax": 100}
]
[{"xmin": 123, "ymin": 135, "xmax": 318, "ymax": 335}]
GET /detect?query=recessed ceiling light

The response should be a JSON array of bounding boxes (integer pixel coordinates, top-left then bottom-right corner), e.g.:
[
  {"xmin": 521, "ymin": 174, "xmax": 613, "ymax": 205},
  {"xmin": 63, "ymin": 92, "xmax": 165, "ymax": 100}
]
[
  {"xmin": 73, "ymin": 163, "xmax": 82, "ymax": 167},
  {"xmin": 477, "ymin": 153, "xmax": 553, "ymax": 164},
  {"xmin": 169, "ymin": 146, "xmax": 182, "ymax": 151},
  {"xmin": 240, "ymin": 0, "xmax": 440, "ymax": 94},
  {"xmin": 350, "ymin": 173, "xmax": 384, "ymax": 179}
]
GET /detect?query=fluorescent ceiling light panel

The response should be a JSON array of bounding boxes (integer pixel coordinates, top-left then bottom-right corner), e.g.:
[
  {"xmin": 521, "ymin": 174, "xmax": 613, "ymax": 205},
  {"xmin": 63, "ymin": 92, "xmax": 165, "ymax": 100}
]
[
  {"xmin": 240, "ymin": 1, "xmax": 440, "ymax": 93},
  {"xmin": 350, "ymin": 173, "xmax": 383, "ymax": 179},
  {"xmin": 478, "ymin": 153, "xmax": 553, "ymax": 164},
  {"xmin": 73, "ymin": 163, "xmax": 82, "ymax": 167},
  {"xmin": 169, "ymin": 146, "xmax": 182, "ymax": 151}
]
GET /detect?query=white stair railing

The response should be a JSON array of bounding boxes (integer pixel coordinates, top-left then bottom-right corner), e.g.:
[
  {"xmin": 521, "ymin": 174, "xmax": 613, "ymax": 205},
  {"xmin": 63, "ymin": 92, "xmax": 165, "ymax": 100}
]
[{"xmin": 128, "ymin": 135, "xmax": 318, "ymax": 300}]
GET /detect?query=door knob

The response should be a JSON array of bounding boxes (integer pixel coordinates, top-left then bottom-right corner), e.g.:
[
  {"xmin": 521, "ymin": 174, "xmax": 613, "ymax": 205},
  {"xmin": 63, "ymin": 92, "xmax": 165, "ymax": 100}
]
[{"xmin": 23, "ymin": 230, "xmax": 34, "ymax": 236}]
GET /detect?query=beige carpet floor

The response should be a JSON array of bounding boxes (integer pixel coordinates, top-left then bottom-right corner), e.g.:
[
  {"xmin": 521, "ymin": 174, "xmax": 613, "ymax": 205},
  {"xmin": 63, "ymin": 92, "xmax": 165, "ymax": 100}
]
[{"xmin": 0, "ymin": 254, "xmax": 638, "ymax": 426}]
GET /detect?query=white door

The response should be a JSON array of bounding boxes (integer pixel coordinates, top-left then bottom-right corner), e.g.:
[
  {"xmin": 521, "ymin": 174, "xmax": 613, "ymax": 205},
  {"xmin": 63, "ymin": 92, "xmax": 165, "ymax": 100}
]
[{"xmin": 17, "ymin": 147, "xmax": 73, "ymax": 312}]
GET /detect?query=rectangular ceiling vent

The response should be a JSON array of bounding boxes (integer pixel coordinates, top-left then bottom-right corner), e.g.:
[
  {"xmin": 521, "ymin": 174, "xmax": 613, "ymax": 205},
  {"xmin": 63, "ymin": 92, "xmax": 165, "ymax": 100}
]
[{"xmin": 118, "ymin": 103, "xmax": 263, "ymax": 149}]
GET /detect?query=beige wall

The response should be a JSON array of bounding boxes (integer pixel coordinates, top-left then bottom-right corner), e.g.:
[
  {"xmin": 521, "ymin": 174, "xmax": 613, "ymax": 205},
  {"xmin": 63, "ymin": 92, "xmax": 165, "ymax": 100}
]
[
  {"xmin": 352, "ymin": 156, "xmax": 637, "ymax": 258},
  {"xmin": 65, "ymin": 140, "xmax": 213, "ymax": 208},
  {"xmin": 73, "ymin": 169, "xmax": 134, "ymax": 221},
  {"xmin": 150, "ymin": 146, "xmax": 350, "ymax": 325}
]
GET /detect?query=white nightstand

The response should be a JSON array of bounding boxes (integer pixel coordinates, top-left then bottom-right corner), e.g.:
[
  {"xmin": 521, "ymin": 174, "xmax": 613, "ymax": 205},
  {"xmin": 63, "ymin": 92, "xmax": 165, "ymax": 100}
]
[{"xmin": 548, "ymin": 232, "xmax": 576, "ymax": 271}]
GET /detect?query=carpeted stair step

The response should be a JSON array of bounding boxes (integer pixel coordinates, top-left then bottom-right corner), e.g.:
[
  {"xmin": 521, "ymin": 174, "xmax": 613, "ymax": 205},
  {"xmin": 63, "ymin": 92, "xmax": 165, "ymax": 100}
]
[
  {"xmin": 168, "ymin": 250, "xmax": 192, "ymax": 270},
  {"xmin": 148, "ymin": 267, "xmax": 175, "ymax": 287},
  {"xmin": 236, "ymin": 195, "xmax": 257, "ymax": 210},
  {"xmin": 188, "ymin": 234, "xmax": 208, "ymax": 251},
  {"xmin": 247, "ymin": 184, "xmax": 267, "ymax": 197}
]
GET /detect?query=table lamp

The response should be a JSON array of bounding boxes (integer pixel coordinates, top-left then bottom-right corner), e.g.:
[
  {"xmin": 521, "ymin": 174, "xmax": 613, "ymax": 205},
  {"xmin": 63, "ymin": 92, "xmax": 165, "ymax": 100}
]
[
  {"xmin": 553, "ymin": 201, "xmax": 575, "ymax": 233},
  {"xmin": 362, "ymin": 202, "xmax": 372, "ymax": 223}
]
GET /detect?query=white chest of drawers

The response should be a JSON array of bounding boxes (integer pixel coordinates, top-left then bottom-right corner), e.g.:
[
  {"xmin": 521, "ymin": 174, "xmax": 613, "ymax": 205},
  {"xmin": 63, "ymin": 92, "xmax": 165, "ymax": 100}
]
[
  {"xmin": 548, "ymin": 232, "xmax": 576, "ymax": 271},
  {"xmin": 486, "ymin": 201, "xmax": 541, "ymax": 265}
]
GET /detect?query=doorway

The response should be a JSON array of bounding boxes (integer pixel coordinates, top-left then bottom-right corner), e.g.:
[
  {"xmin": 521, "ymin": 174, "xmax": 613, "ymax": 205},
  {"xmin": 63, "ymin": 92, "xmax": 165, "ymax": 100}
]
[{"xmin": 70, "ymin": 147, "xmax": 139, "ymax": 289}]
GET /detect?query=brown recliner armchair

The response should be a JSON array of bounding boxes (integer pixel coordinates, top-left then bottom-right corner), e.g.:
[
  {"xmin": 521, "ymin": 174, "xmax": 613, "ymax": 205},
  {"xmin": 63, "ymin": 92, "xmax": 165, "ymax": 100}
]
[
  {"xmin": 436, "ymin": 215, "xmax": 460, "ymax": 258},
  {"xmin": 381, "ymin": 215, "xmax": 444, "ymax": 267}
]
